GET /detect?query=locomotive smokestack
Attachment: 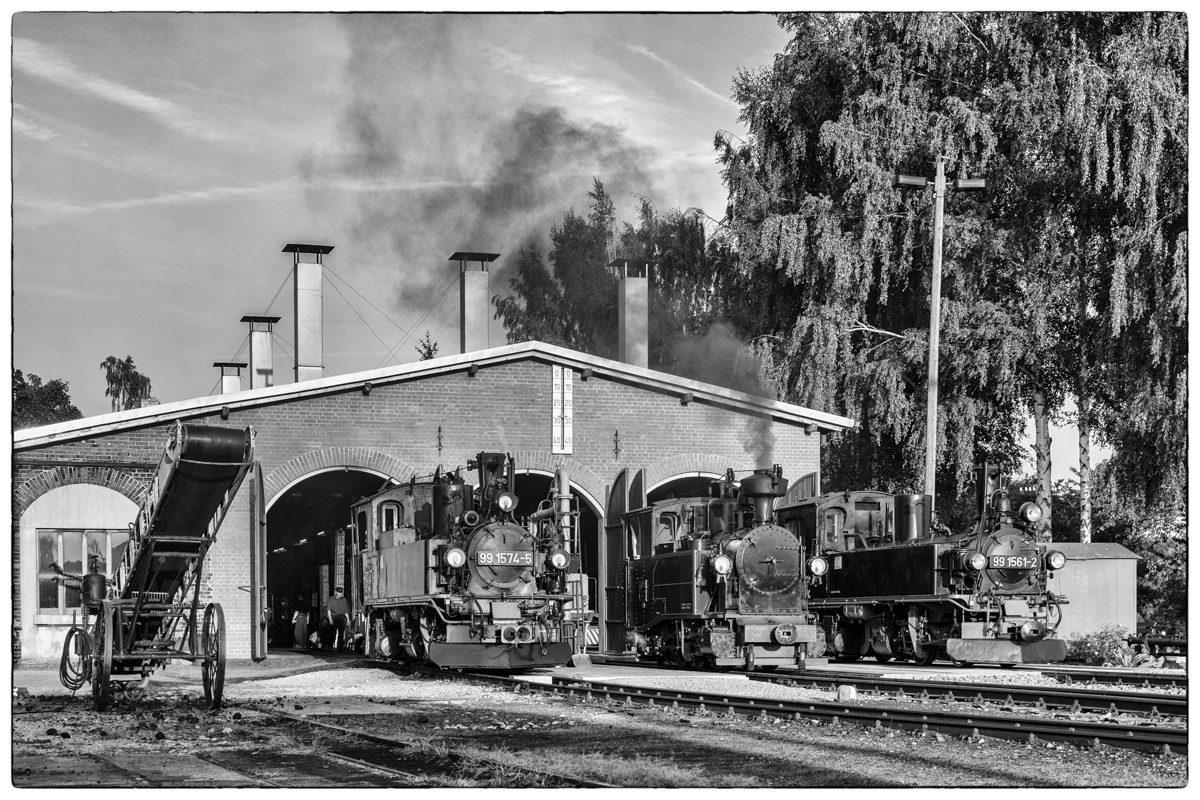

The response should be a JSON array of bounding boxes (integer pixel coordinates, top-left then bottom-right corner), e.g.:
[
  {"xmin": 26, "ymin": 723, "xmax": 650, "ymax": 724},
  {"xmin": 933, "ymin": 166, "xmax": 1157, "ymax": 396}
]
[
  {"xmin": 613, "ymin": 258, "xmax": 648, "ymax": 368},
  {"xmin": 284, "ymin": 243, "xmax": 333, "ymax": 383},
  {"xmin": 240, "ymin": 315, "xmax": 280, "ymax": 390},
  {"xmin": 450, "ymin": 251, "xmax": 500, "ymax": 354},
  {"xmin": 213, "ymin": 362, "xmax": 246, "ymax": 394},
  {"xmin": 740, "ymin": 466, "xmax": 786, "ymax": 524}
]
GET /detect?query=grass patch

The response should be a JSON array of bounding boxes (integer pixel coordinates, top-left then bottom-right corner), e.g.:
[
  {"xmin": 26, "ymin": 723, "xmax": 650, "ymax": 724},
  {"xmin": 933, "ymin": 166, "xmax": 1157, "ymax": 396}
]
[{"xmin": 454, "ymin": 744, "xmax": 761, "ymax": 787}]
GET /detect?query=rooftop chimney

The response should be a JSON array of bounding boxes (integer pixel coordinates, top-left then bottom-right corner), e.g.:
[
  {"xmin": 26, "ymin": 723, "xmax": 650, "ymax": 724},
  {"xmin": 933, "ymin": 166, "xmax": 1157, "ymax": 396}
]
[
  {"xmin": 284, "ymin": 243, "xmax": 333, "ymax": 383},
  {"xmin": 613, "ymin": 259, "xmax": 649, "ymax": 369},
  {"xmin": 213, "ymin": 361, "xmax": 247, "ymax": 394},
  {"xmin": 450, "ymin": 251, "xmax": 499, "ymax": 354},
  {"xmin": 240, "ymin": 316, "xmax": 281, "ymax": 390}
]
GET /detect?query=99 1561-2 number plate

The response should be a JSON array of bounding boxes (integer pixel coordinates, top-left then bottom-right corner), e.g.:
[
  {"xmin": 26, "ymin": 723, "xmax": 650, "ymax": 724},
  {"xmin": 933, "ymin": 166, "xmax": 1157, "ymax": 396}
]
[
  {"xmin": 476, "ymin": 551, "xmax": 533, "ymax": 566},
  {"xmin": 989, "ymin": 554, "xmax": 1038, "ymax": 570}
]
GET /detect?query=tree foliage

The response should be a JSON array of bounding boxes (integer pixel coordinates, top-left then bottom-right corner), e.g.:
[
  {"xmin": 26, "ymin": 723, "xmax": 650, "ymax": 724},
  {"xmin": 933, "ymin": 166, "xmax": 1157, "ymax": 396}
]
[
  {"xmin": 494, "ymin": 179, "xmax": 620, "ymax": 359},
  {"xmin": 13, "ymin": 369, "xmax": 83, "ymax": 429},
  {"xmin": 100, "ymin": 355, "xmax": 152, "ymax": 413},
  {"xmin": 414, "ymin": 331, "xmax": 439, "ymax": 361},
  {"xmin": 718, "ymin": 12, "xmax": 1187, "ymax": 517}
]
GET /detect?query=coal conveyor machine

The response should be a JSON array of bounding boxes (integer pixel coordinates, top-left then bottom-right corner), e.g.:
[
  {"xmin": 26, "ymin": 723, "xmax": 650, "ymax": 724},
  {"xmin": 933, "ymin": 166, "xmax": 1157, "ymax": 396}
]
[{"xmin": 56, "ymin": 422, "xmax": 255, "ymax": 710}]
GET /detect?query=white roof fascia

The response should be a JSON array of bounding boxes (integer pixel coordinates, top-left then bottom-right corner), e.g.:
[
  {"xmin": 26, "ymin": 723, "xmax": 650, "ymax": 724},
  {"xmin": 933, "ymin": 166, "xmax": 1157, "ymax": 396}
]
[{"xmin": 14, "ymin": 341, "xmax": 854, "ymax": 448}]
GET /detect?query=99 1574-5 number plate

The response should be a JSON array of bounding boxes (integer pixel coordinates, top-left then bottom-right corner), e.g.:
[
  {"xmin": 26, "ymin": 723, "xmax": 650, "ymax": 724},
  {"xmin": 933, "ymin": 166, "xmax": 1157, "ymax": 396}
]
[
  {"xmin": 989, "ymin": 554, "xmax": 1038, "ymax": 570},
  {"xmin": 476, "ymin": 551, "xmax": 533, "ymax": 566}
]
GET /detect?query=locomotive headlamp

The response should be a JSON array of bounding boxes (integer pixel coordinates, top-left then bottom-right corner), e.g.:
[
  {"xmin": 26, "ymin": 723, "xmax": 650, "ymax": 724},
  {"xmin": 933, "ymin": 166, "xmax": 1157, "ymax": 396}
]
[
  {"xmin": 497, "ymin": 492, "xmax": 518, "ymax": 513},
  {"xmin": 444, "ymin": 547, "xmax": 467, "ymax": 569},
  {"xmin": 1018, "ymin": 501, "xmax": 1043, "ymax": 525},
  {"xmin": 808, "ymin": 556, "xmax": 829, "ymax": 577},
  {"xmin": 548, "ymin": 549, "xmax": 570, "ymax": 570},
  {"xmin": 1045, "ymin": 550, "xmax": 1066, "ymax": 571},
  {"xmin": 963, "ymin": 551, "xmax": 987, "ymax": 571},
  {"xmin": 711, "ymin": 554, "xmax": 733, "ymax": 576}
]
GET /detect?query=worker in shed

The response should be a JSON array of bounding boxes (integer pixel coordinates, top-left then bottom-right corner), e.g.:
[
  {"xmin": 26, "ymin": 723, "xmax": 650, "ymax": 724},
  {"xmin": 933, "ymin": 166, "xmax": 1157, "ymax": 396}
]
[{"xmin": 326, "ymin": 585, "xmax": 351, "ymax": 652}]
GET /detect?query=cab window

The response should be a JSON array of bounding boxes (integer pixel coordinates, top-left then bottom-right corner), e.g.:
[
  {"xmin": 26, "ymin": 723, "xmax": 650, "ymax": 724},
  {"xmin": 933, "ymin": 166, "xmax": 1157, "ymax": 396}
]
[
  {"xmin": 654, "ymin": 512, "xmax": 678, "ymax": 547},
  {"xmin": 822, "ymin": 509, "xmax": 845, "ymax": 549},
  {"xmin": 381, "ymin": 502, "xmax": 403, "ymax": 532}
]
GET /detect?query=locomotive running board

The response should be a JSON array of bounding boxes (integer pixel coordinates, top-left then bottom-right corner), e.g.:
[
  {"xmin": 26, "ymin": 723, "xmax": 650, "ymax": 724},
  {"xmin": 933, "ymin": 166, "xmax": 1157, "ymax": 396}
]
[{"xmin": 945, "ymin": 637, "xmax": 1068, "ymax": 664}]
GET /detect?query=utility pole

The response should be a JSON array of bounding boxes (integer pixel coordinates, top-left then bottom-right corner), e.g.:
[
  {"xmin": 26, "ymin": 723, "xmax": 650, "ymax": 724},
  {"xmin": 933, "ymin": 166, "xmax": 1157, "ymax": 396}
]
[
  {"xmin": 926, "ymin": 157, "xmax": 946, "ymax": 510},
  {"xmin": 894, "ymin": 157, "xmax": 985, "ymax": 511}
]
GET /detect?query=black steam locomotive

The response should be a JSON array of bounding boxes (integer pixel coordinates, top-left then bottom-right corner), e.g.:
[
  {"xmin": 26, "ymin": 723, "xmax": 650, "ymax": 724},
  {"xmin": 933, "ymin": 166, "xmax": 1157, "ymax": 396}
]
[
  {"xmin": 621, "ymin": 467, "xmax": 821, "ymax": 671},
  {"xmin": 352, "ymin": 452, "xmax": 577, "ymax": 670},
  {"xmin": 776, "ymin": 464, "xmax": 1068, "ymax": 666}
]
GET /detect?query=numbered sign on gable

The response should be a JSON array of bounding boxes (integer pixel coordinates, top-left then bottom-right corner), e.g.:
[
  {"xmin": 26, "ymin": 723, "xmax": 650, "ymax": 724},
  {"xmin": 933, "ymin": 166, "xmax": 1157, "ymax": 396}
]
[{"xmin": 552, "ymin": 365, "xmax": 573, "ymax": 454}]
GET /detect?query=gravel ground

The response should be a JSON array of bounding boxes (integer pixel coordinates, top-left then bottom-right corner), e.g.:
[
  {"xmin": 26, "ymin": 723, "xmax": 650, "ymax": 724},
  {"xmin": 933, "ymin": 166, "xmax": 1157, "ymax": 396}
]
[{"xmin": 13, "ymin": 659, "xmax": 1188, "ymax": 787}]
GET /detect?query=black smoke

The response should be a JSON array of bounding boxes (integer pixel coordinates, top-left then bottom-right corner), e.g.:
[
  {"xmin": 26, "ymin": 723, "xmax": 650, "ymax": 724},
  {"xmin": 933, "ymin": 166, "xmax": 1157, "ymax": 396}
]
[
  {"xmin": 304, "ymin": 16, "xmax": 656, "ymax": 324},
  {"xmin": 670, "ymin": 322, "xmax": 776, "ymax": 467}
]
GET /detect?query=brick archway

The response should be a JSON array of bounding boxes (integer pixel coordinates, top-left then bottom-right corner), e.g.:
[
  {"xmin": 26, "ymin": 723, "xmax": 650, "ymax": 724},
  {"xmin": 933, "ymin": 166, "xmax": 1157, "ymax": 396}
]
[
  {"xmin": 262, "ymin": 447, "xmax": 416, "ymax": 507},
  {"xmin": 505, "ymin": 450, "xmax": 606, "ymax": 516},
  {"xmin": 644, "ymin": 453, "xmax": 753, "ymax": 494},
  {"xmin": 14, "ymin": 465, "xmax": 146, "ymax": 520}
]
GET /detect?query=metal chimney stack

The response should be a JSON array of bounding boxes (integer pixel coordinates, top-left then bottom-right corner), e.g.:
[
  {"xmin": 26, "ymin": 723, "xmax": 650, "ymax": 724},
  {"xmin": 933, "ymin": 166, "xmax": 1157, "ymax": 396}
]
[
  {"xmin": 614, "ymin": 259, "xmax": 649, "ymax": 368},
  {"xmin": 449, "ymin": 251, "xmax": 499, "ymax": 354},
  {"xmin": 213, "ymin": 361, "xmax": 246, "ymax": 394},
  {"xmin": 240, "ymin": 316, "xmax": 281, "ymax": 390},
  {"xmin": 284, "ymin": 243, "xmax": 333, "ymax": 383}
]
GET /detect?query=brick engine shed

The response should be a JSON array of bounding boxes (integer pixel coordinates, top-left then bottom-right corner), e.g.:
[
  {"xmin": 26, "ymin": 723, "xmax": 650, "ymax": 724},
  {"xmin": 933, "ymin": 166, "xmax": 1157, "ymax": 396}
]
[{"xmin": 13, "ymin": 341, "xmax": 852, "ymax": 661}]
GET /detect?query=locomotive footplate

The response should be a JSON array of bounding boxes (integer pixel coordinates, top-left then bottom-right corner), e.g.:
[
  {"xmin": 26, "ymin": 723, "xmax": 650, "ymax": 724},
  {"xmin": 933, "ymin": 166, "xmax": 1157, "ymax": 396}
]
[
  {"xmin": 945, "ymin": 637, "xmax": 1068, "ymax": 664},
  {"xmin": 426, "ymin": 641, "xmax": 573, "ymax": 670}
]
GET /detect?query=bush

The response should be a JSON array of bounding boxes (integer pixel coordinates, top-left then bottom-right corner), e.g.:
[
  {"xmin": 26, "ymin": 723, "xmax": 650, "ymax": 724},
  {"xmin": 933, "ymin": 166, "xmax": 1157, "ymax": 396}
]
[{"xmin": 1066, "ymin": 623, "xmax": 1163, "ymax": 668}]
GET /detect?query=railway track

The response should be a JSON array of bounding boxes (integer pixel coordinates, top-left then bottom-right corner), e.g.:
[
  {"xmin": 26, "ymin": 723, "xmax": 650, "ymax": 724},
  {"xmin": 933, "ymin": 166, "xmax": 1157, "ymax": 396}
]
[
  {"xmin": 591, "ymin": 659, "xmax": 1186, "ymax": 718},
  {"xmin": 1014, "ymin": 666, "xmax": 1188, "ymax": 691},
  {"xmin": 756, "ymin": 670, "xmax": 1186, "ymax": 718},
  {"xmin": 251, "ymin": 707, "xmax": 615, "ymax": 788},
  {"xmin": 532, "ymin": 674, "xmax": 1186, "ymax": 757}
]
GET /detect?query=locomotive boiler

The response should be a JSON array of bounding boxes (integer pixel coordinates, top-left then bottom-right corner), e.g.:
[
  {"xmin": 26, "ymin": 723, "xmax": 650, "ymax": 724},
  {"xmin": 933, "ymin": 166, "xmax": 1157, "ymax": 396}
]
[
  {"xmin": 776, "ymin": 464, "xmax": 1068, "ymax": 666},
  {"xmin": 352, "ymin": 452, "xmax": 575, "ymax": 670},
  {"xmin": 622, "ymin": 466, "xmax": 821, "ymax": 671}
]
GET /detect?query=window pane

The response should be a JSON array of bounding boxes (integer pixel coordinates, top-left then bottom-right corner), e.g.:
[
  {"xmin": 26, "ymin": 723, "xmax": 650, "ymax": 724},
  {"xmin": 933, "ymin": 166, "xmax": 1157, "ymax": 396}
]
[
  {"xmin": 110, "ymin": 531, "xmax": 130, "ymax": 575},
  {"xmin": 37, "ymin": 530, "xmax": 59, "ymax": 612},
  {"xmin": 86, "ymin": 531, "xmax": 107, "ymax": 574},
  {"xmin": 62, "ymin": 531, "xmax": 83, "ymax": 608}
]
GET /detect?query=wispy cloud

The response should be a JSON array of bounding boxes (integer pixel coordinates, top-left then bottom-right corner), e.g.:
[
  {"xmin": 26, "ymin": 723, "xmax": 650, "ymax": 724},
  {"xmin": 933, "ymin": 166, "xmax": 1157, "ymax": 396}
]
[
  {"xmin": 17, "ymin": 179, "xmax": 295, "ymax": 220},
  {"xmin": 625, "ymin": 44, "xmax": 737, "ymax": 109},
  {"xmin": 13, "ymin": 38, "xmax": 233, "ymax": 142},
  {"xmin": 16, "ymin": 174, "xmax": 486, "ymax": 223}
]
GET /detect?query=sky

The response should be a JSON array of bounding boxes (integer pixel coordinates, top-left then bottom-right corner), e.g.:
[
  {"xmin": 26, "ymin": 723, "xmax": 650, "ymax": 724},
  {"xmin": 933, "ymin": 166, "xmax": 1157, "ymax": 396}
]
[
  {"xmin": 9, "ymin": 9, "xmax": 1110, "ymax": 477},
  {"xmin": 12, "ymin": 12, "xmax": 788, "ymax": 414}
]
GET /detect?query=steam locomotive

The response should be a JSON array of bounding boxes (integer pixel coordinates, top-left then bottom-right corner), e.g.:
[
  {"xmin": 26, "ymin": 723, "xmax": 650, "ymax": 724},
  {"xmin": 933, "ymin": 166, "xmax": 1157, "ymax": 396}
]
[
  {"xmin": 621, "ymin": 466, "xmax": 821, "ymax": 671},
  {"xmin": 351, "ymin": 452, "xmax": 577, "ymax": 670},
  {"xmin": 775, "ymin": 464, "xmax": 1068, "ymax": 666}
]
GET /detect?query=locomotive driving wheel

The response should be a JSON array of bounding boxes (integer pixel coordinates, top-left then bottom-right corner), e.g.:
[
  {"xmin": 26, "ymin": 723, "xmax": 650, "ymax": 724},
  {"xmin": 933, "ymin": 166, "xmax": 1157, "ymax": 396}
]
[
  {"xmin": 201, "ymin": 603, "xmax": 227, "ymax": 709},
  {"xmin": 92, "ymin": 604, "xmax": 114, "ymax": 712}
]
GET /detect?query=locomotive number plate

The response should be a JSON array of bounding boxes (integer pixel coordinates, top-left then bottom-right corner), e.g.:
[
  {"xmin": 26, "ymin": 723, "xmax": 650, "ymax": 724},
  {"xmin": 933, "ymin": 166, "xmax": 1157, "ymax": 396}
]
[
  {"xmin": 989, "ymin": 554, "xmax": 1038, "ymax": 570},
  {"xmin": 476, "ymin": 551, "xmax": 533, "ymax": 566}
]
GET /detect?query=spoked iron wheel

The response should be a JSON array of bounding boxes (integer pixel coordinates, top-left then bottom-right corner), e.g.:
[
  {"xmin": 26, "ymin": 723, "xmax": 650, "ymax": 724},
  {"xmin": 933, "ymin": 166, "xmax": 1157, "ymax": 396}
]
[
  {"xmin": 92, "ymin": 605, "xmax": 114, "ymax": 711},
  {"xmin": 201, "ymin": 603, "xmax": 227, "ymax": 709}
]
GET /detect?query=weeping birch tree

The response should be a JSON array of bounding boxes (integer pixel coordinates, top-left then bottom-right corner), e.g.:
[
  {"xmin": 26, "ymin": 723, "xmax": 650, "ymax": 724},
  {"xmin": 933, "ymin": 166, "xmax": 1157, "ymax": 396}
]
[{"xmin": 718, "ymin": 12, "xmax": 1186, "ymax": 529}]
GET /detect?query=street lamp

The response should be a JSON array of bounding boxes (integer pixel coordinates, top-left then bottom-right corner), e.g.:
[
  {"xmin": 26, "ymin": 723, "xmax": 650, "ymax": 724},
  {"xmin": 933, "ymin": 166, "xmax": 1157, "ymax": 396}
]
[{"xmin": 893, "ymin": 156, "xmax": 986, "ymax": 511}]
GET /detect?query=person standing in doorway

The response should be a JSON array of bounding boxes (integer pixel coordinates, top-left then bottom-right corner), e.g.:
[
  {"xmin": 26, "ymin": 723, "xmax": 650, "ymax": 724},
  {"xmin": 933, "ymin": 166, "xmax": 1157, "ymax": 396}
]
[
  {"xmin": 326, "ymin": 585, "xmax": 351, "ymax": 651},
  {"xmin": 292, "ymin": 594, "xmax": 309, "ymax": 651}
]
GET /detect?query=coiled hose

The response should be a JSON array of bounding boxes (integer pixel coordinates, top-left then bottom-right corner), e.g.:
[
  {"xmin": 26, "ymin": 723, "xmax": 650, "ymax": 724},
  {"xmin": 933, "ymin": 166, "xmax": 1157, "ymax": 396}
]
[{"xmin": 58, "ymin": 626, "xmax": 91, "ymax": 692}]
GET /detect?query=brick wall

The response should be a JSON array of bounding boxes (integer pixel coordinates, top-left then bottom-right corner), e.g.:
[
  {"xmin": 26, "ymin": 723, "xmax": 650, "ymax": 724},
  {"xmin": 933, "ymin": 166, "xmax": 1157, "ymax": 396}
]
[{"xmin": 13, "ymin": 356, "xmax": 821, "ymax": 660}]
